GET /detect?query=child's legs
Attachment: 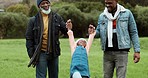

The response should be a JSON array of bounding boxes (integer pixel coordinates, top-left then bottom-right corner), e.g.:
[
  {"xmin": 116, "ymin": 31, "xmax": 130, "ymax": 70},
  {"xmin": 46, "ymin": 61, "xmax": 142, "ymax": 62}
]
[{"xmin": 72, "ymin": 71, "xmax": 82, "ymax": 78}]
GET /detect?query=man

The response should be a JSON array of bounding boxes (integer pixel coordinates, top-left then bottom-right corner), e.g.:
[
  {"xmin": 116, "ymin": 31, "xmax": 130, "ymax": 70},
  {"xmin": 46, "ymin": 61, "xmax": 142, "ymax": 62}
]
[
  {"xmin": 95, "ymin": 0, "xmax": 140, "ymax": 78},
  {"xmin": 25, "ymin": 0, "xmax": 72, "ymax": 78}
]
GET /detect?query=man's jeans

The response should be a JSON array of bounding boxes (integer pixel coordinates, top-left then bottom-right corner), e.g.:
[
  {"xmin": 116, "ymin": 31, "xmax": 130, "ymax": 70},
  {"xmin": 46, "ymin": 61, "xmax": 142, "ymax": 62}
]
[
  {"xmin": 103, "ymin": 51, "xmax": 128, "ymax": 78},
  {"xmin": 36, "ymin": 52, "xmax": 59, "ymax": 78}
]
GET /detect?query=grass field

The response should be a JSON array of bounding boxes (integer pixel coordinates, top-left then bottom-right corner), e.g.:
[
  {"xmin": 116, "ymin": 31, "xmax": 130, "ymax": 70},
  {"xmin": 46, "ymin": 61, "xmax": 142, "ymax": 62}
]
[{"xmin": 0, "ymin": 38, "xmax": 148, "ymax": 78}]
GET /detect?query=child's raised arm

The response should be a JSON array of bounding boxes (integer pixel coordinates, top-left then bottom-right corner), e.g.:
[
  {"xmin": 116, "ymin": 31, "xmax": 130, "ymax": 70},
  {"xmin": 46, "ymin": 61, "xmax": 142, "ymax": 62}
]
[
  {"xmin": 85, "ymin": 25, "xmax": 96, "ymax": 54},
  {"xmin": 67, "ymin": 30, "xmax": 76, "ymax": 56}
]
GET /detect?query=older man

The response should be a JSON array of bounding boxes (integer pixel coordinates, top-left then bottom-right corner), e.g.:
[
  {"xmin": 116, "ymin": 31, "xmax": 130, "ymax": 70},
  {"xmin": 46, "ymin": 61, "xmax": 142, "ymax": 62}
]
[{"xmin": 25, "ymin": 0, "xmax": 72, "ymax": 78}]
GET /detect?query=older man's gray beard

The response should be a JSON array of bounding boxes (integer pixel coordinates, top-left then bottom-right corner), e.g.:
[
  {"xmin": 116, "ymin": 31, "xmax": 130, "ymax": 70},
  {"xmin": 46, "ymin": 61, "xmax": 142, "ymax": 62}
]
[{"xmin": 40, "ymin": 7, "xmax": 51, "ymax": 15}]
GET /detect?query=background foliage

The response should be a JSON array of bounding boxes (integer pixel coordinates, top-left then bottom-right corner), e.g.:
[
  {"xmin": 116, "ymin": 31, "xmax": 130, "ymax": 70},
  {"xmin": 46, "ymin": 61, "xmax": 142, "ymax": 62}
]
[
  {"xmin": 135, "ymin": 6, "xmax": 148, "ymax": 37},
  {"xmin": 52, "ymin": 2, "xmax": 103, "ymax": 37},
  {"xmin": 0, "ymin": 12, "xmax": 28, "ymax": 38},
  {"xmin": 6, "ymin": 4, "xmax": 29, "ymax": 16},
  {"xmin": 0, "ymin": 0, "xmax": 148, "ymax": 38},
  {"xmin": 28, "ymin": 5, "xmax": 38, "ymax": 17}
]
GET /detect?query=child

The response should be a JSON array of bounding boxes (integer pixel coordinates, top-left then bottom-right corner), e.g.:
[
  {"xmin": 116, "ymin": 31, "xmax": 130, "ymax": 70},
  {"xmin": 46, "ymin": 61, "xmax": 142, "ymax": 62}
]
[{"xmin": 67, "ymin": 25, "xmax": 96, "ymax": 78}]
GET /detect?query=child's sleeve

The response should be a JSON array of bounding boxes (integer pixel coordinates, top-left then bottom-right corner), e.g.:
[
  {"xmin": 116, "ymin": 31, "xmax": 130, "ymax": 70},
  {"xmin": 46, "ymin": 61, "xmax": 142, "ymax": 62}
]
[{"xmin": 67, "ymin": 30, "xmax": 76, "ymax": 55}]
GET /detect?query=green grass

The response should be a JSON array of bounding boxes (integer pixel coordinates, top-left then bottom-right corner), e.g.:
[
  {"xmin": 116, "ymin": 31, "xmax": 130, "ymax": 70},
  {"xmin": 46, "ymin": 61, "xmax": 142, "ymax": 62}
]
[{"xmin": 0, "ymin": 38, "xmax": 148, "ymax": 78}]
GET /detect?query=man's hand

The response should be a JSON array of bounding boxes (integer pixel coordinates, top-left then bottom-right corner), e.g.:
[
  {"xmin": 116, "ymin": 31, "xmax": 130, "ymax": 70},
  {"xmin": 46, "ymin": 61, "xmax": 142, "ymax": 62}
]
[
  {"xmin": 88, "ymin": 24, "xmax": 95, "ymax": 34},
  {"xmin": 66, "ymin": 19, "xmax": 72, "ymax": 30},
  {"xmin": 133, "ymin": 52, "xmax": 140, "ymax": 63}
]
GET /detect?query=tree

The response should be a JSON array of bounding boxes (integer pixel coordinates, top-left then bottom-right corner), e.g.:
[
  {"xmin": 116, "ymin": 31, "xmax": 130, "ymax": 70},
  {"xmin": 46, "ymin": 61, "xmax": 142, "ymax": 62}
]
[
  {"xmin": 57, "ymin": 5, "xmax": 86, "ymax": 37},
  {"xmin": 52, "ymin": 2, "xmax": 103, "ymax": 37},
  {"xmin": 29, "ymin": 5, "xmax": 38, "ymax": 17},
  {"xmin": 0, "ymin": 12, "xmax": 28, "ymax": 38},
  {"xmin": 23, "ymin": 0, "xmax": 30, "ymax": 6},
  {"xmin": 135, "ymin": 6, "xmax": 148, "ymax": 37},
  {"xmin": 6, "ymin": 4, "xmax": 30, "ymax": 16}
]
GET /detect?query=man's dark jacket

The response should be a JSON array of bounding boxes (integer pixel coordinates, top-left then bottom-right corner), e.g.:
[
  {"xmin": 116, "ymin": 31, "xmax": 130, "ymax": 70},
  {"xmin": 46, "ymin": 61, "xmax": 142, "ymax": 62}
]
[{"xmin": 25, "ymin": 12, "xmax": 67, "ymax": 67}]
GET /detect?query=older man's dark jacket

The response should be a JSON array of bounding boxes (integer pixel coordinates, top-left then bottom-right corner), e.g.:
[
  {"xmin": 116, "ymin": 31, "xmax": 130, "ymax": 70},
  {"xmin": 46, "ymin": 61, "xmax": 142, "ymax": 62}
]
[{"xmin": 25, "ymin": 12, "xmax": 67, "ymax": 67}]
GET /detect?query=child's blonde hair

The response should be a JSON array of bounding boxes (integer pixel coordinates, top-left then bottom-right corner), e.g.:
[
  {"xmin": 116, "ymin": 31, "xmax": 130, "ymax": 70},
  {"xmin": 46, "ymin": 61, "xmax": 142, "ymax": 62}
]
[{"xmin": 76, "ymin": 38, "xmax": 87, "ymax": 46}]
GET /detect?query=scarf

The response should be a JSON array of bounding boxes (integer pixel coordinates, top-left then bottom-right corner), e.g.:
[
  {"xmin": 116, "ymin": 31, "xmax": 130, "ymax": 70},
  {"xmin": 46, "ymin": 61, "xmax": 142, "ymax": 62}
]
[{"xmin": 103, "ymin": 4, "xmax": 126, "ymax": 47}]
